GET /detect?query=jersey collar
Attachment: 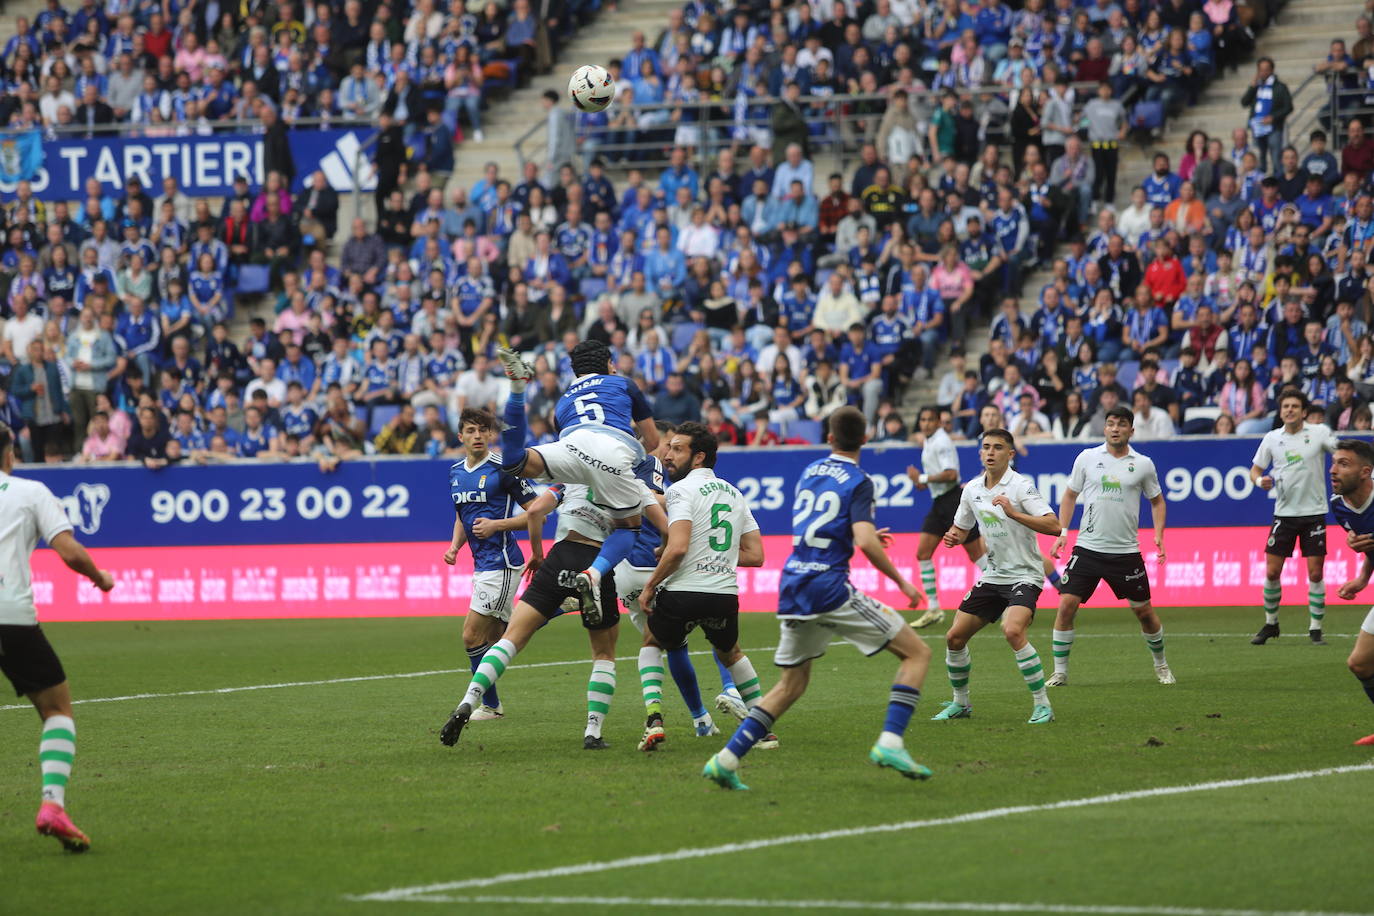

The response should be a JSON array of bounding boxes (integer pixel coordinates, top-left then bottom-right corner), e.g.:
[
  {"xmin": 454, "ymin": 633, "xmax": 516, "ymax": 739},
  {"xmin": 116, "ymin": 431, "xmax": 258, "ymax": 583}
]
[
  {"xmin": 1340, "ymin": 487, "xmax": 1374, "ymax": 515},
  {"xmin": 462, "ymin": 453, "xmax": 492, "ymax": 473},
  {"xmin": 828, "ymin": 453, "xmax": 858, "ymax": 465}
]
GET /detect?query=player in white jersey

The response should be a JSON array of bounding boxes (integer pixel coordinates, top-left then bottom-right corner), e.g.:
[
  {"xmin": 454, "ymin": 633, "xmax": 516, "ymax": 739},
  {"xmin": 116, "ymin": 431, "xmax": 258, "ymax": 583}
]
[
  {"xmin": 1249, "ymin": 389, "xmax": 1340, "ymax": 645},
  {"xmin": 908, "ymin": 406, "xmax": 988, "ymax": 628},
  {"xmin": 1045, "ymin": 406, "xmax": 1172, "ymax": 686},
  {"xmin": 639, "ymin": 424, "xmax": 773, "ymax": 753},
  {"xmin": 933, "ymin": 429, "xmax": 1063, "ymax": 725},
  {"xmin": 0, "ymin": 423, "xmax": 114, "ymax": 852}
]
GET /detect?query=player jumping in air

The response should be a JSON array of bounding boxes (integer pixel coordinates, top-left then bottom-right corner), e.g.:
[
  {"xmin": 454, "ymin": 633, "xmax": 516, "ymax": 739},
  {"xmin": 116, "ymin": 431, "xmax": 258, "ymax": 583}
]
[
  {"xmin": 1327, "ymin": 438, "xmax": 1374, "ymax": 746},
  {"xmin": 443, "ymin": 408, "xmax": 544, "ymax": 721},
  {"xmin": 1046, "ymin": 406, "xmax": 1173, "ymax": 686},
  {"xmin": 638, "ymin": 423, "xmax": 769, "ymax": 754},
  {"xmin": 1249, "ymin": 389, "xmax": 1339, "ymax": 645},
  {"xmin": 933, "ymin": 428, "xmax": 1062, "ymax": 725},
  {"xmin": 0, "ymin": 423, "xmax": 115, "ymax": 851},
  {"xmin": 496, "ymin": 340, "xmax": 659, "ymax": 626},
  {"xmin": 703, "ymin": 407, "xmax": 931, "ymax": 791},
  {"xmin": 907, "ymin": 406, "xmax": 987, "ymax": 629}
]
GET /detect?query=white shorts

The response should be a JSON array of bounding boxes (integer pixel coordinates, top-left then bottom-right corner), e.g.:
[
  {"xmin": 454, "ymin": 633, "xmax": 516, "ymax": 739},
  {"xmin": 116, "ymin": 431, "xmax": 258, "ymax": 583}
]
[
  {"xmin": 1362, "ymin": 607, "xmax": 1374, "ymax": 636},
  {"xmin": 774, "ymin": 587, "xmax": 904, "ymax": 667},
  {"xmin": 470, "ymin": 567, "xmax": 524, "ymax": 622},
  {"xmin": 532, "ymin": 428, "xmax": 649, "ymax": 518},
  {"xmin": 615, "ymin": 562, "xmax": 653, "ymax": 634}
]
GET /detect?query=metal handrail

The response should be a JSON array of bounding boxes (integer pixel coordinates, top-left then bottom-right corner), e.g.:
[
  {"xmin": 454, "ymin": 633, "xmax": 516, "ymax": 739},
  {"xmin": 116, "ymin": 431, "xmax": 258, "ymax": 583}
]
[{"xmin": 39, "ymin": 115, "xmax": 373, "ymax": 138}]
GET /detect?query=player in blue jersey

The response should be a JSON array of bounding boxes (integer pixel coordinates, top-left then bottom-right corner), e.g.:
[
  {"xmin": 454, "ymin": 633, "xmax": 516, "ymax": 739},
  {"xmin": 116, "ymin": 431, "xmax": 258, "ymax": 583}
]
[
  {"xmin": 495, "ymin": 340, "xmax": 659, "ymax": 627},
  {"xmin": 1325, "ymin": 438, "xmax": 1374, "ymax": 746},
  {"xmin": 703, "ymin": 406, "xmax": 932, "ymax": 790},
  {"xmin": 442, "ymin": 408, "xmax": 543, "ymax": 722}
]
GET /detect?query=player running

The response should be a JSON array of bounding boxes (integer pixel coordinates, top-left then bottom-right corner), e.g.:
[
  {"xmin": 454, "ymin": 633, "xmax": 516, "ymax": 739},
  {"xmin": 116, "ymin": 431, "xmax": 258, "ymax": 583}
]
[
  {"xmin": 703, "ymin": 407, "xmax": 932, "ymax": 791},
  {"xmin": 439, "ymin": 475, "xmax": 667, "ymax": 749},
  {"xmin": 907, "ymin": 406, "xmax": 987, "ymax": 629},
  {"xmin": 932, "ymin": 428, "xmax": 1062, "ymax": 725},
  {"xmin": 1249, "ymin": 389, "xmax": 1339, "ymax": 646},
  {"xmin": 1046, "ymin": 406, "xmax": 1172, "ymax": 686},
  {"xmin": 1327, "ymin": 438, "xmax": 1374, "ymax": 746},
  {"xmin": 638, "ymin": 423, "xmax": 768, "ymax": 754},
  {"xmin": 495, "ymin": 340, "xmax": 658, "ymax": 626},
  {"xmin": 443, "ymin": 408, "xmax": 544, "ymax": 721},
  {"xmin": 0, "ymin": 423, "xmax": 115, "ymax": 852}
]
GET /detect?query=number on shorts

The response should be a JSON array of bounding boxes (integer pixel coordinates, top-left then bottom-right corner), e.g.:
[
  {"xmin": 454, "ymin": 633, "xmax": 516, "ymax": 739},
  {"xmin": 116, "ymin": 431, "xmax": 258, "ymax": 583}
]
[
  {"xmin": 573, "ymin": 394, "xmax": 605, "ymax": 425},
  {"xmin": 708, "ymin": 503, "xmax": 734, "ymax": 551},
  {"xmin": 792, "ymin": 489, "xmax": 841, "ymax": 548}
]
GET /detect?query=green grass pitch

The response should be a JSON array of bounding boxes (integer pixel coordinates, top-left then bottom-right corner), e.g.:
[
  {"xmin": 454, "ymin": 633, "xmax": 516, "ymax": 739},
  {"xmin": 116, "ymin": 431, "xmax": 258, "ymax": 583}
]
[{"xmin": 3, "ymin": 607, "xmax": 1373, "ymax": 915}]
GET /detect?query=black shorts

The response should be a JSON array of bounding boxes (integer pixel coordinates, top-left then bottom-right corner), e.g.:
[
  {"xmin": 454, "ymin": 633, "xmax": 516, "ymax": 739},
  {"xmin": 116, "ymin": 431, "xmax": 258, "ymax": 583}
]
[
  {"xmin": 1061, "ymin": 547, "xmax": 1151, "ymax": 604},
  {"xmin": 922, "ymin": 487, "xmax": 980, "ymax": 540},
  {"xmin": 519, "ymin": 540, "xmax": 620, "ymax": 630},
  {"xmin": 0, "ymin": 625, "xmax": 67, "ymax": 697},
  {"xmin": 648, "ymin": 590, "xmax": 739, "ymax": 654},
  {"xmin": 958, "ymin": 581, "xmax": 1041, "ymax": 623},
  {"xmin": 1265, "ymin": 515, "xmax": 1328, "ymax": 558}
]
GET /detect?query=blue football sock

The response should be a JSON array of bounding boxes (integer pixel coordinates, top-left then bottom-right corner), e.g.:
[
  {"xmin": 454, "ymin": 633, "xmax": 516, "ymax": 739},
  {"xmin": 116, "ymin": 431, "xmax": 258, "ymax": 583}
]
[
  {"xmin": 716, "ymin": 657, "xmax": 737, "ymax": 693},
  {"xmin": 724, "ymin": 707, "xmax": 775, "ymax": 762},
  {"xmin": 467, "ymin": 644, "xmax": 500, "ymax": 708},
  {"xmin": 591, "ymin": 527, "xmax": 638, "ymax": 577},
  {"xmin": 883, "ymin": 684, "xmax": 921, "ymax": 738},
  {"xmin": 666, "ymin": 644, "xmax": 707, "ymax": 718},
  {"xmin": 499, "ymin": 391, "xmax": 527, "ymax": 471}
]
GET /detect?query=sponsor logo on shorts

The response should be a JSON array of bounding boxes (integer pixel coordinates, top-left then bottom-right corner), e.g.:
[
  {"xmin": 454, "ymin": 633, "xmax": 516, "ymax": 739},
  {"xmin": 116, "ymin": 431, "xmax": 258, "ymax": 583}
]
[
  {"xmin": 1124, "ymin": 569, "xmax": 1146, "ymax": 581},
  {"xmin": 567, "ymin": 442, "xmax": 626, "ymax": 476}
]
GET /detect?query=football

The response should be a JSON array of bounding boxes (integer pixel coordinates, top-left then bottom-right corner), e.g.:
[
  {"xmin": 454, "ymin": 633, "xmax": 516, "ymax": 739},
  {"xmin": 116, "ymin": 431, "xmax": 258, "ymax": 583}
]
[{"xmin": 568, "ymin": 63, "xmax": 614, "ymax": 113}]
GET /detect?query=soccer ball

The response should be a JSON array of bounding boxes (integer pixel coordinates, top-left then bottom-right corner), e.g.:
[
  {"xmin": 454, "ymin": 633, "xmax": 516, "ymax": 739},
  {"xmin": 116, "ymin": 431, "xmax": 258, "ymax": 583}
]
[{"xmin": 568, "ymin": 64, "xmax": 614, "ymax": 113}]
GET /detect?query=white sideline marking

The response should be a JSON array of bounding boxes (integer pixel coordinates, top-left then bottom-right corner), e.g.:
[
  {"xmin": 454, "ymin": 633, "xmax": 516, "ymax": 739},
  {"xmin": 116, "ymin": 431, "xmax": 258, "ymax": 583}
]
[
  {"xmin": 382, "ymin": 894, "xmax": 1374, "ymax": 916},
  {"xmin": 348, "ymin": 762, "xmax": 1374, "ymax": 903},
  {"xmin": 0, "ymin": 631, "xmax": 1357, "ymax": 712}
]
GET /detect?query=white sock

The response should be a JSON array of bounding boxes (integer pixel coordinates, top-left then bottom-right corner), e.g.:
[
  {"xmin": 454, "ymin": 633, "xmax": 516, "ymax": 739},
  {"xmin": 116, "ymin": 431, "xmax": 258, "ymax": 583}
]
[
  {"xmin": 728, "ymin": 657, "xmax": 762, "ymax": 706},
  {"xmin": 946, "ymin": 647, "xmax": 971, "ymax": 706},
  {"xmin": 1051, "ymin": 628, "xmax": 1075, "ymax": 675},
  {"xmin": 40, "ymin": 715, "xmax": 75, "ymax": 808},
  {"xmin": 716, "ymin": 747, "xmax": 740, "ymax": 769},
  {"xmin": 586, "ymin": 659, "xmax": 616, "ymax": 738},
  {"xmin": 918, "ymin": 559, "xmax": 941, "ymax": 610},
  {"xmin": 1262, "ymin": 577, "xmax": 1281, "ymax": 625},
  {"xmin": 464, "ymin": 638, "xmax": 516, "ymax": 708},
  {"xmin": 1015, "ymin": 643, "xmax": 1049, "ymax": 706},
  {"xmin": 1143, "ymin": 627, "xmax": 1167, "ymax": 666},
  {"xmin": 876, "ymin": 731, "xmax": 904, "ymax": 750}
]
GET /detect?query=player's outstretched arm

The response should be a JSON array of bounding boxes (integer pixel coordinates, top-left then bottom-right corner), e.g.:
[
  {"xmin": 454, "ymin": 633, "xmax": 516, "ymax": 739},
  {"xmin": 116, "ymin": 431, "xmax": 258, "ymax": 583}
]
[
  {"xmin": 1053, "ymin": 487, "xmax": 1080, "ymax": 559},
  {"xmin": 49, "ymin": 531, "xmax": 114, "ymax": 592},
  {"xmin": 854, "ymin": 520, "xmax": 922, "ymax": 608},
  {"xmin": 1148, "ymin": 493, "xmax": 1167, "ymax": 562},
  {"xmin": 642, "ymin": 519, "xmax": 691, "ymax": 610},
  {"xmin": 471, "ymin": 490, "xmax": 559, "ymax": 539},
  {"xmin": 738, "ymin": 529, "xmax": 764, "ymax": 568},
  {"xmin": 644, "ymin": 499, "xmax": 670, "ymax": 537}
]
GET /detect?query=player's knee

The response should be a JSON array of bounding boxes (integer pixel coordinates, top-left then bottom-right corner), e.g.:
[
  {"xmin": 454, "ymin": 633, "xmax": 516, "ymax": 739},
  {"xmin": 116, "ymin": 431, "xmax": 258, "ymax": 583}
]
[
  {"xmin": 1000, "ymin": 619, "xmax": 1026, "ymax": 644},
  {"xmin": 1349, "ymin": 653, "xmax": 1374, "ymax": 679},
  {"xmin": 944, "ymin": 631, "xmax": 968, "ymax": 651}
]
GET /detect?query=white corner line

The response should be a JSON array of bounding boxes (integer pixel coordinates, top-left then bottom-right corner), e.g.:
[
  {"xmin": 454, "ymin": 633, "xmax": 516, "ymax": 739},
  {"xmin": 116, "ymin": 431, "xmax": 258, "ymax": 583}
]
[
  {"xmin": 369, "ymin": 894, "xmax": 1374, "ymax": 916},
  {"xmin": 347, "ymin": 762, "xmax": 1374, "ymax": 903}
]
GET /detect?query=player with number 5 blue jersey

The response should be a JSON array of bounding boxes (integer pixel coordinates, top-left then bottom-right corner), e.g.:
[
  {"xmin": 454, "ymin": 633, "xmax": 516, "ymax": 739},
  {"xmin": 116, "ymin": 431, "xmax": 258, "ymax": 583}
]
[
  {"xmin": 703, "ymin": 407, "xmax": 934, "ymax": 791},
  {"xmin": 495, "ymin": 340, "xmax": 660, "ymax": 629}
]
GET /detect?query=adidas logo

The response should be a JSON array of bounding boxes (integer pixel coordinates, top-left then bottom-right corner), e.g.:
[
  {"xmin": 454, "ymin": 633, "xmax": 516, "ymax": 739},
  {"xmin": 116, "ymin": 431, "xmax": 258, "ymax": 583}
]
[{"xmin": 318, "ymin": 132, "xmax": 377, "ymax": 192}]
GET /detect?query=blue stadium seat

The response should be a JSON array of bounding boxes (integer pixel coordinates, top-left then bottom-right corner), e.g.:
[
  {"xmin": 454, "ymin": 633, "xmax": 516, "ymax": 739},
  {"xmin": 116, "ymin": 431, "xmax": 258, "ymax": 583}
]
[
  {"xmin": 790, "ymin": 419, "xmax": 822, "ymax": 443},
  {"xmin": 671, "ymin": 322, "xmax": 704, "ymax": 353},
  {"xmin": 1117, "ymin": 360, "xmax": 1140, "ymax": 391},
  {"xmin": 579, "ymin": 277, "xmax": 607, "ymax": 302},
  {"xmin": 236, "ymin": 264, "xmax": 271, "ymax": 295},
  {"xmin": 369, "ymin": 405, "xmax": 400, "ymax": 436}
]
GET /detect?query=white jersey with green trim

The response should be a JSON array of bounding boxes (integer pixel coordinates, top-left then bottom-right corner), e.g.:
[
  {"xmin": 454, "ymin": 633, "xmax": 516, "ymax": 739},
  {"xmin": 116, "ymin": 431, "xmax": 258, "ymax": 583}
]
[
  {"xmin": 663, "ymin": 467, "xmax": 759, "ymax": 595},
  {"xmin": 920, "ymin": 428, "xmax": 961, "ymax": 498},
  {"xmin": 1251, "ymin": 423, "xmax": 1339, "ymax": 518},
  {"xmin": 954, "ymin": 469, "xmax": 1053, "ymax": 586},
  {"xmin": 0, "ymin": 472, "xmax": 73, "ymax": 626},
  {"xmin": 1067, "ymin": 444, "xmax": 1162, "ymax": 555}
]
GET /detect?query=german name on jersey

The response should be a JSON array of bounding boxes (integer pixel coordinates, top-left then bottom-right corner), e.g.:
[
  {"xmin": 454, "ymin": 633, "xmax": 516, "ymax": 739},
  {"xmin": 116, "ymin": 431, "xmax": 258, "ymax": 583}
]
[
  {"xmin": 554, "ymin": 374, "xmax": 654, "ymax": 448},
  {"xmin": 627, "ymin": 455, "xmax": 667, "ymax": 569},
  {"xmin": 449, "ymin": 456, "xmax": 538, "ymax": 570},
  {"xmin": 0, "ymin": 472, "xmax": 74, "ymax": 625},
  {"xmin": 955, "ymin": 469, "xmax": 1053, "ymax": 585},
  {"xmin": 662, "ymin": 468, "xmax": 759, "ymax": 594},
  {"xmin": 1252, "ymin": 423, "xmax": 1339, "ymax": 517},
  {"xmin": 1068, "ymin": 444, "xmax": 1162, "ymax": 554},
  {"xmin": 779, "ymin": 454, "xmax": 875, "ymax": 617},
  {"xmin": 920, "ymin": 427, "xmax": 961, "ymax": 498}
]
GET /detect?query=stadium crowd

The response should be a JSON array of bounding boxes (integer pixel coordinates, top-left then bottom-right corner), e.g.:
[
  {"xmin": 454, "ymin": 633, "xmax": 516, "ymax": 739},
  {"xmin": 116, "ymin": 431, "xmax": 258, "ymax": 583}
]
[{"xmin": 0, "ymin": 0, "xmax": 1372, "ymax": 467}]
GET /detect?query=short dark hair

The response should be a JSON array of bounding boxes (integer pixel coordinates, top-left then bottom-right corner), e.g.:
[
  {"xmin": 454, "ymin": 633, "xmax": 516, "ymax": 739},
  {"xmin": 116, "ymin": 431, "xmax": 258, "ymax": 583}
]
[
  {"xmin": 458, "ymin": 407, "xmax": 497, "ymax": 432},
  {"xmin": 1337, "ymin": 438, "xmax": 1374, "ymax": 465},
  {"xmin": 654, "ymin": 419, "xmax": 676, "ymax": 436},
  {"xmin": 1278, "ymin": 387, "xmax": 1309, "ymax": 409},
  {"xmin": 829, "ymin": 406, "xmax": 867, "ymax": 451},
  {"xmin": 982, "ymin": 428, "xmax": 1016, "ymax": 449},
  {"xmin": 571, "ymin": 339, "xmax": 612, "ymax": 377},
  {"xmin": 674, "ymin": 421, "xmax": 718, "ymax": 468},
  {"xmin": 1105, "ymin": 405, "xmax": 1135, "ymax": 425}
]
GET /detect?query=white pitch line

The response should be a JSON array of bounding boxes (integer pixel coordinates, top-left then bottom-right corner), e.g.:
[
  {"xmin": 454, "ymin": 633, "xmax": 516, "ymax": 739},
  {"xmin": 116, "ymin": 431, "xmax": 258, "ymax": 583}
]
[
  {"xmin": 0, "ymin": 631, "xmax": 1357, "ymax": 713},
  {"xmin": 349, "ymin": 762, "xmax": 1374, "ymax": 903},
  {"xmin": 386, "ymin": 894, "xmax": 1373, "ymax": 916}
]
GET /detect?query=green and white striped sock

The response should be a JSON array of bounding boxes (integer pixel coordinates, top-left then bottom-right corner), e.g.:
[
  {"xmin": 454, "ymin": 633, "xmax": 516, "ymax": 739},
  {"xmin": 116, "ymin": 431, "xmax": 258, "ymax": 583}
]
[
  {"xmin": 463, "ymin": 638, "xmax": 516, "ymax": 708},
  {"xmin": 1143, "ymin": 627, "xmax": 1167, "ymax": 666},
  {"xmin": 728, "ymin": 657, "xmax": 763, "ymax": 707},
  {"xmin": 1263, "ymin": 577, "xmax": 1281, "ymax": 625},
  {"xmin": 1051, "ymin": 628, "xmax": 1075, "ymax": 675},
  {"xmin": 946, "ymin": 647, "xmax": 971, "ymax": 706},
  {"xmin": 1308, "ymin": 579, "xmax": 1325, "ymax": 631},
  {"xmin": 586, "ymin": 659, "xmax": 616, "ymax": 738},
  {"xmin": 919, "ymin": 559, "xmax": 941, "ymax": 611},
  {"xmin": 40, "ymin": 715, "xmax": 75, "ymax": 807},
  {"xmin": 1015, "ymin": 643, "xmax": 1048, "ymax": 705},
  {"xmin": 637, "ymin": 646, "xmax": 664, "ymax": 717}
]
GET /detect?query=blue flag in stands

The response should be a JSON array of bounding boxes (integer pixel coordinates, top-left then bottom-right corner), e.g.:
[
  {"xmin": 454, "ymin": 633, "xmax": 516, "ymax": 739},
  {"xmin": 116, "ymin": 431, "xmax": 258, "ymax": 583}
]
[{"xmin": 0, "ymin": 130, "xmax": 43, "ymax": 183}]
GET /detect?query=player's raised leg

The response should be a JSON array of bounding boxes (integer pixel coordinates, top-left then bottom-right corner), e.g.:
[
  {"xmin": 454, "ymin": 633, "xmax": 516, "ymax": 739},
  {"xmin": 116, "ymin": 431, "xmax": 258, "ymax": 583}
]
[
  {"xmin": 464, "ymin": 610, "xmax": 507, "ymax": 719},
  {"xmin": 932, "ymin": 611, "xmax": 985, "ymax": 719},
  {"xmin": 440, "ymin": 602, "xmax": 544, "ymax": 746},
  {"xmin": 704, "ymin": 664, "xmax": 804, "ymax": 791},
  {"xmin": 26, "ymin": 679, "xmax": 89, "ymax": 852},
  {"xmin": 1350, "ymin": 626, "xmax": 1374, "ymax": 746}
]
